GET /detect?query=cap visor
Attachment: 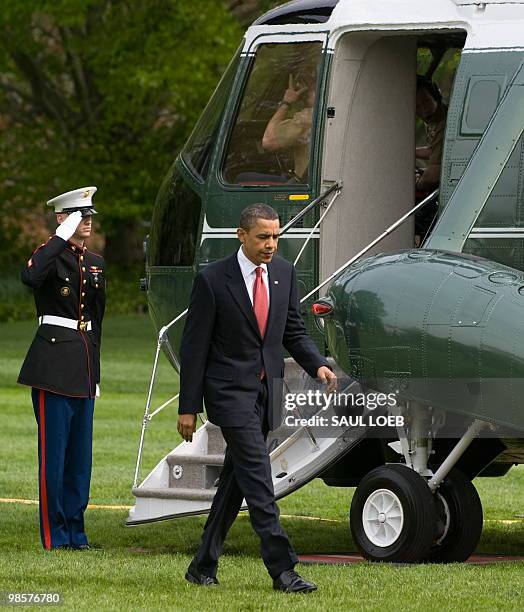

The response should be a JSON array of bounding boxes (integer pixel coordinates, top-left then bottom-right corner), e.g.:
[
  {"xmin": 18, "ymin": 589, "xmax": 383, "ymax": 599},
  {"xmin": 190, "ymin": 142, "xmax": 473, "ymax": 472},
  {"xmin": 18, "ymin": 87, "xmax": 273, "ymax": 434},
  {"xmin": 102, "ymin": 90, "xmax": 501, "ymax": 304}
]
[{"xmin": 79, "ymin": 208, "xmax": 97, "ymax": 217}]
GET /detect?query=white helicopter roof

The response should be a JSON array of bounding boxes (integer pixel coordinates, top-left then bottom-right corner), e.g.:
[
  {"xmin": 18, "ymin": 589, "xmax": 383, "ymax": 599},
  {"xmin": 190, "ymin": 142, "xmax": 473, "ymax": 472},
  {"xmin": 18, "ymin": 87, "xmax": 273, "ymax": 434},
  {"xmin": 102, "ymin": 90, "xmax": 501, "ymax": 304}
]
[{"xmin": 246, "ymin": 0, "xmax": 524, "ymax": 52}]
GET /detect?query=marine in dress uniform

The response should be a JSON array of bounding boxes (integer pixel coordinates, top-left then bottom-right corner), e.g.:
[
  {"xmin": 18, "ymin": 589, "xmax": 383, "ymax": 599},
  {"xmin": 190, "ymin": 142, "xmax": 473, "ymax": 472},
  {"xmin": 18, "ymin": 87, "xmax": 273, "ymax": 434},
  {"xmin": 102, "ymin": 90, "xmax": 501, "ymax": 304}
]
[{"xmin": 18, "ymin": 187, "xmax": 106, "ymax": 550}]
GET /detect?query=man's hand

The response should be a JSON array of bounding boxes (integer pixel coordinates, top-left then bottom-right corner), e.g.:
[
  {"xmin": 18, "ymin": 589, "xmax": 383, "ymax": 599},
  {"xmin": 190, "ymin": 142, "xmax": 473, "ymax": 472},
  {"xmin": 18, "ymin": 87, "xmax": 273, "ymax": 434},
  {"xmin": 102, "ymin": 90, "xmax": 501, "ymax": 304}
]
[
  {"xmin": 283, "ymin": 73, "xmax": 307, "ymax": 105},
  {"xmin": 55, "ymin": 210, "xmax": 83, "ymax": 241},
  {"xmin": 177, "ymin": 413, "xmax": 197, "ymax": 442},
  {"xmin": 317, "ymin": 366, "xmax": 337, "ymax": 393}
]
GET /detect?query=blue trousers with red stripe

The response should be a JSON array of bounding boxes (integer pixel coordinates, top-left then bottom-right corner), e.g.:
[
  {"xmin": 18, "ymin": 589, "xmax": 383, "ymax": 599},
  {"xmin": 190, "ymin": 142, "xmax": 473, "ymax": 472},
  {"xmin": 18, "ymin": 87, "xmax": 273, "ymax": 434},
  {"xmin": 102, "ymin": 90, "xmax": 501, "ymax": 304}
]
[{"xmin": 31, "ymin": 388, "xmax": 95, "ymax": 549}]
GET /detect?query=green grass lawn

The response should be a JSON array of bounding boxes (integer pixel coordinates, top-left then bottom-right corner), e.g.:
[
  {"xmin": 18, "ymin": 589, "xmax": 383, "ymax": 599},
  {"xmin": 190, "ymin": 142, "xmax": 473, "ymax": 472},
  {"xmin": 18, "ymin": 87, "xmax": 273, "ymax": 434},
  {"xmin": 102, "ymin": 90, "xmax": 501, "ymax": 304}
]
[{"xmin": 1, "ymin": 315, "xmax": 523, "ymax": 611}]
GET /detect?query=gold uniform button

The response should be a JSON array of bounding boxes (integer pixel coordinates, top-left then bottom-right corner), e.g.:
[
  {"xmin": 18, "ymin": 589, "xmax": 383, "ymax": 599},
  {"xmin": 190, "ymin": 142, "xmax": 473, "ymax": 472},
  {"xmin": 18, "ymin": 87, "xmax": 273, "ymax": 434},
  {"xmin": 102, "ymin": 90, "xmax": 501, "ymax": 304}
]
[
  {"xmin": 83, "ymin": 279, "xmax": 87, "ymax": 285},
  {"xmin": 82, "ymin": 292, "xmax": 85, "ymax": 297},
  {"xmin": 81, "ymin": 315, "xmax": 85, "ymax": 321},
  {"xmin": 95, "ymin": 284, "xmax": 99, "ymax": 289},
  {"xmin": 80, "ymin": 256, "xmax": 84, "ymax": 261},
  {"xmin": 80, "ymin": 303, "xmax": 84, "ymax": 309},
  {"xmin": 65, "ymin": 277, "xmax": 70, "ymax": 282},
  {"xmin": 82, "ymin": 266, "xmax": 86, "ymax": 272},
  {"xmin": 51, "ymin": 338, "xmax": 56, "ymax": 343}
]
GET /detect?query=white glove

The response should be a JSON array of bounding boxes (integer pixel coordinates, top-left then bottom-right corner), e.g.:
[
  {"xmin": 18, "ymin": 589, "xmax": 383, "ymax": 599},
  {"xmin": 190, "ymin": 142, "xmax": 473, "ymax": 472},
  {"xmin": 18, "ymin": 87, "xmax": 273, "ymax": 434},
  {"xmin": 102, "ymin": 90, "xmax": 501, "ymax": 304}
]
[{"xmin": 55, "ymin": 210, "xmax": 83, "ymax": 241}]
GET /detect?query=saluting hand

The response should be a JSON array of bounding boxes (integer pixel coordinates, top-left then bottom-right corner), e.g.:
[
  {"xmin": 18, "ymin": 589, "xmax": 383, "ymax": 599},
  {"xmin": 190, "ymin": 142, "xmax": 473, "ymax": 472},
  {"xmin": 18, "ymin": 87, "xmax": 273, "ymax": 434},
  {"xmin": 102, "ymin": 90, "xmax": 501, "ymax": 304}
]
[
  {"xmin": 282, "ymin": 73, "xmax": 308, "ymax": 105},
  {"xmin": 177, "ymin": 413, "xmax": 197, "ymax": 442},
  {"xmin": 317, "ymin": 366, "xmax": 337, "ymax": 393},
  {"xmin": 55, "ymin": 210, "xmax": 83, "ymax": 241}
]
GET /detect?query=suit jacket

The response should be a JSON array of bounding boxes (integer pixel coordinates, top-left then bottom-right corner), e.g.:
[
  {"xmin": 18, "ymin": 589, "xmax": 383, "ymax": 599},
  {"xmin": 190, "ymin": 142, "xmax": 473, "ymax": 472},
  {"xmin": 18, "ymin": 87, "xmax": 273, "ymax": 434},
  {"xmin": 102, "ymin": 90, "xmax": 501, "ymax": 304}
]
[
  {"xmin": 18, "ymin": 235, "xmax": 106, "ymax": 398},
  {"xmin": 178, "ymin": 251, "xmax": 329, "ymax": 429}
]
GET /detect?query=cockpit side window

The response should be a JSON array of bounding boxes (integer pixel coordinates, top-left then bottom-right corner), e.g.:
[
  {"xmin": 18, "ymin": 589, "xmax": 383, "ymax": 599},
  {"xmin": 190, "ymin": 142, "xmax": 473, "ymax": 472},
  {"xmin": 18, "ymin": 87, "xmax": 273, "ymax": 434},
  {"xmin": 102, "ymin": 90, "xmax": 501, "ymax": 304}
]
[
  {"xmin": 222, "ymin": 42, "xmax": 323, "ymax": 186},
  {"xmin": 182, "ymin": 48, "xmax": 241, "ymax": 181},
  {"xmin": 148, "ymin": 164, "xmax": 202, "ymax": 267}
]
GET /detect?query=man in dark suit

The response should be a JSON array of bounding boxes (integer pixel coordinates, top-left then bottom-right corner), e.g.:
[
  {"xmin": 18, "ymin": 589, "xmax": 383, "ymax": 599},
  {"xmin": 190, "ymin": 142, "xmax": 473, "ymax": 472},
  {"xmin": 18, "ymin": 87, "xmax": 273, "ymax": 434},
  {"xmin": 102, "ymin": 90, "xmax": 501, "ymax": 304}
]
[{"xmin": 177, "ymin": 203, "xmax": 336, "ymax": 593}]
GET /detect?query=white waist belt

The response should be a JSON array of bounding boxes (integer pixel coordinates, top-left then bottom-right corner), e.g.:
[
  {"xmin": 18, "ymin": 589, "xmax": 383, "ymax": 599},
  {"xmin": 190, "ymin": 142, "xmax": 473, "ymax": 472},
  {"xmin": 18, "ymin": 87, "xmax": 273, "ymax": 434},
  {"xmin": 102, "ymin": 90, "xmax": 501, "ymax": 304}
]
[{"xmin": 38, "ymin": 315, "xmax": 92, "ymax": 331}]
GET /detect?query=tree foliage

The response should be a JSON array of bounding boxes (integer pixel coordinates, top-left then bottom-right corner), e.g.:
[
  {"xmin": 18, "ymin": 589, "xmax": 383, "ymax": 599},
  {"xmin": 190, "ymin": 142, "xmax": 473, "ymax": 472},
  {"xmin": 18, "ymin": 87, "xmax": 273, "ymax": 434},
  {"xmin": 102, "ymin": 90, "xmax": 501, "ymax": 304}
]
[{"xmin": 0, "ymin": 0, "xmax": 243, "ymax": 264}]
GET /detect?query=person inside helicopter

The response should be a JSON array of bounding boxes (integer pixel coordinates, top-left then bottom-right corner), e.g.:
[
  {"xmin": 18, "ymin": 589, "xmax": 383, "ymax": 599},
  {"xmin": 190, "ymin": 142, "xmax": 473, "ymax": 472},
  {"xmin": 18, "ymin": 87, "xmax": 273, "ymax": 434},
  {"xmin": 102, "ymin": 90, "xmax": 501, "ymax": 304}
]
[
  {"xmin": 260, "ymin": 72, "xmax": 316, "ymax": 183},
  {"xmin": 231, "ymin": 71, "xmax": 317, "ymax": 185},
  {"xmin": 415, "ymin": 75, "xmax": 448, "ymax": 245},
  {"xmin": 415, "ymin": 75, "xmax": 448, "ymax": 191}
]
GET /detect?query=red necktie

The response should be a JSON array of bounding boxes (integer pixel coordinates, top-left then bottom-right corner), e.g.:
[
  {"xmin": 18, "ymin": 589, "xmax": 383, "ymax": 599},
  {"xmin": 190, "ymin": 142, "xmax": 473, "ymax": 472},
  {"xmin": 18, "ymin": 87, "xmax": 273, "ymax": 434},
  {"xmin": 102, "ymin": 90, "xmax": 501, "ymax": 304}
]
[
  {"xmin": 253, "ymin": 266, "xmax": 269, "ymax": 337},
  {"xmin": 253, "ymin": 267, "xmax": 268, "ymax": 380}
]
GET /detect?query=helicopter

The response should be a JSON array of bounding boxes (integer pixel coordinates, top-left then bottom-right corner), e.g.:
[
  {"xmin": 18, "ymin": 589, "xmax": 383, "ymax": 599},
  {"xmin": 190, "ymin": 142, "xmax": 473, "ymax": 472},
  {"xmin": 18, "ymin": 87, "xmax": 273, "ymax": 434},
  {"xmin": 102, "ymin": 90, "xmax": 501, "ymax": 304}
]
[{"xmin": 128, "ymin": 0, "xmax": 524, "ymax": 564}]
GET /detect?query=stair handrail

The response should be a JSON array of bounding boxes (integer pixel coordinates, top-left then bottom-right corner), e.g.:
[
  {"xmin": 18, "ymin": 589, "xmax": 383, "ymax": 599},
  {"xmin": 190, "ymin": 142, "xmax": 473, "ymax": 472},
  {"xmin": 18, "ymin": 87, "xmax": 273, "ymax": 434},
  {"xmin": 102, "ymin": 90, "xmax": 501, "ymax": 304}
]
[{"xmin": 300, "ymin": 188, "xmax": 439, "ymax": 303}]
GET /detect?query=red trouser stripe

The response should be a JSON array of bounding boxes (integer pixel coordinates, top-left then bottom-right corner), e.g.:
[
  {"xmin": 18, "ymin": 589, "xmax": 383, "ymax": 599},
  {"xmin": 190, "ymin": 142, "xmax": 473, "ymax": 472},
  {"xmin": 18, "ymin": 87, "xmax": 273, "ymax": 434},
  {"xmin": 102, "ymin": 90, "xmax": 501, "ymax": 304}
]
[{"xmin": 39, "ymin": 390, "xmax": 52, "ymax": 550}]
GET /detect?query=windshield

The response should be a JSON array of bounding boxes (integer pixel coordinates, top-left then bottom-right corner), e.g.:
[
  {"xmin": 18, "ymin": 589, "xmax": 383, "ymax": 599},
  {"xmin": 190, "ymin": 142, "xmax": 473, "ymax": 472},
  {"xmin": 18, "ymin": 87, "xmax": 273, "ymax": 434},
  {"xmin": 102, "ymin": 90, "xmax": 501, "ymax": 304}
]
[{"xmin": 222, "ymin": 41, "xmax": 323, "ymax": 186}]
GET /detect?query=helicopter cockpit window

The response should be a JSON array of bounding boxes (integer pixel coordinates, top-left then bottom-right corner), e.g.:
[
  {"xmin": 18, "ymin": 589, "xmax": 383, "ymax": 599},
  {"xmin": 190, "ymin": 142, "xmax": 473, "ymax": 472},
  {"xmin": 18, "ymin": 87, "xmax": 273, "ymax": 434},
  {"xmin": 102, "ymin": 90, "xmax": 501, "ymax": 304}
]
[
  {"xmin": 222, "ymin": 42, "xmax": 323, "ymax": 186},
  {"xmin": 182, "ymin": 49, "xmax": 241, "ymax": 180}
]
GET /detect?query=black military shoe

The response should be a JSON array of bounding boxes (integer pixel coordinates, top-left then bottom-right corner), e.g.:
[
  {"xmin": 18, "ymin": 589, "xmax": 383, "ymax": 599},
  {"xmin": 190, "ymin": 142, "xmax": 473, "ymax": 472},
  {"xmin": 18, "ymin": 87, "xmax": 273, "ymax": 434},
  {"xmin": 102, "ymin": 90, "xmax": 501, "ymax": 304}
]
[
  {"xmin": 185, "ymin": 563, "xmax": 219, "ymax": 586},
  {"xmin": 273, "ymin": 569, "xmax": 317, "ymax": 593}
]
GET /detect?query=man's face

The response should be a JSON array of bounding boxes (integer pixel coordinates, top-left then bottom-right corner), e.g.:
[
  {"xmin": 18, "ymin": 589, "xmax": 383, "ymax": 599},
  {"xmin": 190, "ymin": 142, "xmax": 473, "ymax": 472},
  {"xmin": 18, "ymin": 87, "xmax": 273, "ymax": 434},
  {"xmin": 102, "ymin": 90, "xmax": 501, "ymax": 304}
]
[
  {"xmin": 56, "ymin": 212, "xmax": 92, "ymax": 241},
  {"xmin": 416, "ymin": 87, "xmax": 438, "ymax": 121},
  {"xmin": 237, "ymin": 217, "xmax": 280, "ymax": 265}
]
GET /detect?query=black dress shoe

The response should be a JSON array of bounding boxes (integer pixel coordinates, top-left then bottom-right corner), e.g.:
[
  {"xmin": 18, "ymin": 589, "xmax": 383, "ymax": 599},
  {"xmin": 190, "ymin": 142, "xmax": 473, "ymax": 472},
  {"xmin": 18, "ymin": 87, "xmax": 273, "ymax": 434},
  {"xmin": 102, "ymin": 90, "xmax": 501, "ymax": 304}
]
[
  {"xmin": 185, "ymin": 565, "xmax": 219, "ymax": 587},
  {"xmin": 72, "ymin": 544, "xmax": 90, "ymax": 550},
  {"xmin": 273, "ymin": 570, "xmax": 317, "ymax": 593}
]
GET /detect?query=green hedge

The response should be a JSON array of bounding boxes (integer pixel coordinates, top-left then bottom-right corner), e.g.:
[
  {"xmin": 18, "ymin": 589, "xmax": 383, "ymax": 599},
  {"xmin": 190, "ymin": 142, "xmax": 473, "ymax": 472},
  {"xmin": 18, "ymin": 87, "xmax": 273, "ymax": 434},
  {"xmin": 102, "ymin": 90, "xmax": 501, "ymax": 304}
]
[
  {"xmin": 104, "ymin": 265, "xmax": 148, "ymax": 317},
  {"xmin": 0, "ymin": 264, "xmax": 147, "ymax": 322},
  {"xmin": 0, "ymin": 271, "xmax": 35, "ymax": 322}
]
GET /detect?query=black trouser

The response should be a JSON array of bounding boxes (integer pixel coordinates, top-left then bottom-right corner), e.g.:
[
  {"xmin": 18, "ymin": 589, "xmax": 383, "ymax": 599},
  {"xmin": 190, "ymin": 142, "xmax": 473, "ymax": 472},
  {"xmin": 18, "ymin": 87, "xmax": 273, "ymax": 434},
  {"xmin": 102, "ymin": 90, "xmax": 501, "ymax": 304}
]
[{"xmin": 193, "ymin": 379, "xmax": 298, "ymax": 579}]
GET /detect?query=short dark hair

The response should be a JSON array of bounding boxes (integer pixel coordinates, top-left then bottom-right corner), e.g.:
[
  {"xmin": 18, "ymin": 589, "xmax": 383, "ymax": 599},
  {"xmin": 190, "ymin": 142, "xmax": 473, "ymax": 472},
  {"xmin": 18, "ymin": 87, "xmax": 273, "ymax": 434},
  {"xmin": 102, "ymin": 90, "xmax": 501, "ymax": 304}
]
[
  {"xmin": 416, "ymin": 75, "xmax": 442, "ymax": 104},
  {"xmin": 239, "ymin": 203, "xmax": 279, "ymax": 230}
]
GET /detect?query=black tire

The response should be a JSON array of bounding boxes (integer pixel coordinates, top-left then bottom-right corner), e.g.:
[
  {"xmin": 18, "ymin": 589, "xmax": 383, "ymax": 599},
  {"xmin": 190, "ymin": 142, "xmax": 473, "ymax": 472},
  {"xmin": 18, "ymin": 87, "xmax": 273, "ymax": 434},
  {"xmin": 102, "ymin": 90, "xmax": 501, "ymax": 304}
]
[
  {"xmin": 350, "ymin": 464, "xmax": 436, "ymax": 563},
  {"xmin": 427, "ymin": 468, "xmax": 483, "ymax": 562}
]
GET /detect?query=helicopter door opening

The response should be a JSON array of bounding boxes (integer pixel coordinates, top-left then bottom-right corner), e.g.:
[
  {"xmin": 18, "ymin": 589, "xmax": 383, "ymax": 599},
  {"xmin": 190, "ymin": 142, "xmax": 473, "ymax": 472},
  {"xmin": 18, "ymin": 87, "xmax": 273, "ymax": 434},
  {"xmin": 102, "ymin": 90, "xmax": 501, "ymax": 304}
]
[
  {"xmin": 320, "ymin": 31, "xmax": 464, "ymax": 279},
  {"xmin": 321, "ymin": 33, "xmax": 416, "ymax": 280}
]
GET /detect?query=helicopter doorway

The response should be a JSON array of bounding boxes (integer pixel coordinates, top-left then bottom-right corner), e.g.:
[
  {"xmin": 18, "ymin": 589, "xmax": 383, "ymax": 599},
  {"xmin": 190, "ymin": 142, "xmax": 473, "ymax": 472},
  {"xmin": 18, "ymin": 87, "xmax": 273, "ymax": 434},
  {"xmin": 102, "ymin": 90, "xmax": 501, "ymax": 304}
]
[{"xmin": 320, "ymin": 33, "xmax": 417, "ymax": 281}]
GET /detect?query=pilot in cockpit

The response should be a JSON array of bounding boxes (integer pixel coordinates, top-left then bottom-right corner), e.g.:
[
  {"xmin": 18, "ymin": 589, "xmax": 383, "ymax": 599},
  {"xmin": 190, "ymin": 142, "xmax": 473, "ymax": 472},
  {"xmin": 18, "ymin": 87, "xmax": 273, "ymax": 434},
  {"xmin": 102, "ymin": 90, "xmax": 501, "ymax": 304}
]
[{"xmin": 261, "ymin": 72, "xmax": 316, "ymax": 183}]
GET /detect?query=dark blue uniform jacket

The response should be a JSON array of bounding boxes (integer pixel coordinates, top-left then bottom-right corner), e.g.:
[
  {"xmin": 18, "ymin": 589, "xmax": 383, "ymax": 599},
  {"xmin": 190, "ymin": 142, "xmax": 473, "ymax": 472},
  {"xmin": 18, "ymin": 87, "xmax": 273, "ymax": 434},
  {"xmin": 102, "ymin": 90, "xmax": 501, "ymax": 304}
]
[{"xmin": 18, "ymin": 235, "xmax": 105, "ymax": 397}]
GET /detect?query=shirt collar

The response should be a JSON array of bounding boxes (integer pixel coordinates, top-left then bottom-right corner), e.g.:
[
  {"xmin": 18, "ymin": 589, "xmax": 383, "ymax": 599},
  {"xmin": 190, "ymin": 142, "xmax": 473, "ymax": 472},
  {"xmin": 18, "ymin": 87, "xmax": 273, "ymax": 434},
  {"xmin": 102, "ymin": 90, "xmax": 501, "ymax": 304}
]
[
  {"xmin": 66, "ymin": 241, "xmax": 87, "ymax": 255},
  {"xmin": 237, "ymin": 245, "xmax": 267, "ymax": 281}
]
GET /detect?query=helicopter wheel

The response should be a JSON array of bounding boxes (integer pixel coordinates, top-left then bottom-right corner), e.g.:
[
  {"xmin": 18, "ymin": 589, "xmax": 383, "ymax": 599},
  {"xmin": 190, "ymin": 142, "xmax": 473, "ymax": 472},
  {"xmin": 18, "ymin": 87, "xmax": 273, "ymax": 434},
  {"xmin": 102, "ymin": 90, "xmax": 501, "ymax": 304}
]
[
  {"xmin": 350, "ymin": 464, "xmax": 436, "ymax": 562},
  {"xmin": 427, "ymin": 468, "xmax": 483, "ymax": 562}
]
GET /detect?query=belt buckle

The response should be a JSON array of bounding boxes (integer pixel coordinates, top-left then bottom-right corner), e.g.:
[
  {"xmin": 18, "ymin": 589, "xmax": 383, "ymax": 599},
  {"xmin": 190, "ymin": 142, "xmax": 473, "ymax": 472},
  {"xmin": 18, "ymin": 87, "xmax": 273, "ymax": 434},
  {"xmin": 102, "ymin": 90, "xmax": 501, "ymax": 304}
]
[{"xmin": 78, "ymin": 321, "xmax": 88, "ymax": 332}]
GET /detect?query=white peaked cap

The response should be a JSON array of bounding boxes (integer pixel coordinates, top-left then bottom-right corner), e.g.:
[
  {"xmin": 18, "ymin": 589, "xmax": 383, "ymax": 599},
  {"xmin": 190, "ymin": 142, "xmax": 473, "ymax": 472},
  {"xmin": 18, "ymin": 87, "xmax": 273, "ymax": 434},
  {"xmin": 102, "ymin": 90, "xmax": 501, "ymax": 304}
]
[{"xmin": 47, "ymin": 186, "xmax": 98, "ymax": 215}]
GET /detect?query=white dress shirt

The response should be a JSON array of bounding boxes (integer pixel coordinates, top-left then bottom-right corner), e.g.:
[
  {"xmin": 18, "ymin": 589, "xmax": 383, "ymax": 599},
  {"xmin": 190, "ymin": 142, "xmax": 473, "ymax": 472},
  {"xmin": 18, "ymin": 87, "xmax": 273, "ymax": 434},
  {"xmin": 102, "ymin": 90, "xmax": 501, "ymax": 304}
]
[{"xmin": 237, "ymin": 246, "xmax": 270, "ymax": 306}]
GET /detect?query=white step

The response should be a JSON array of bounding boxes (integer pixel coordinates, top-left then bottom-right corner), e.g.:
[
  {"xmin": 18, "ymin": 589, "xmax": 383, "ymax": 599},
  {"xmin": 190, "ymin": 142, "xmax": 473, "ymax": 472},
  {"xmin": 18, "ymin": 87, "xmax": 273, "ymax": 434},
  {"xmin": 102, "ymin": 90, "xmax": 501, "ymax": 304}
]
[
  {"xmin": 166, "ymin": 453, "xmax": 224, "ymax": 466},
  {"xmin": 132, "ymin": 486, "xmax": 217, "ymax": 501}
]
